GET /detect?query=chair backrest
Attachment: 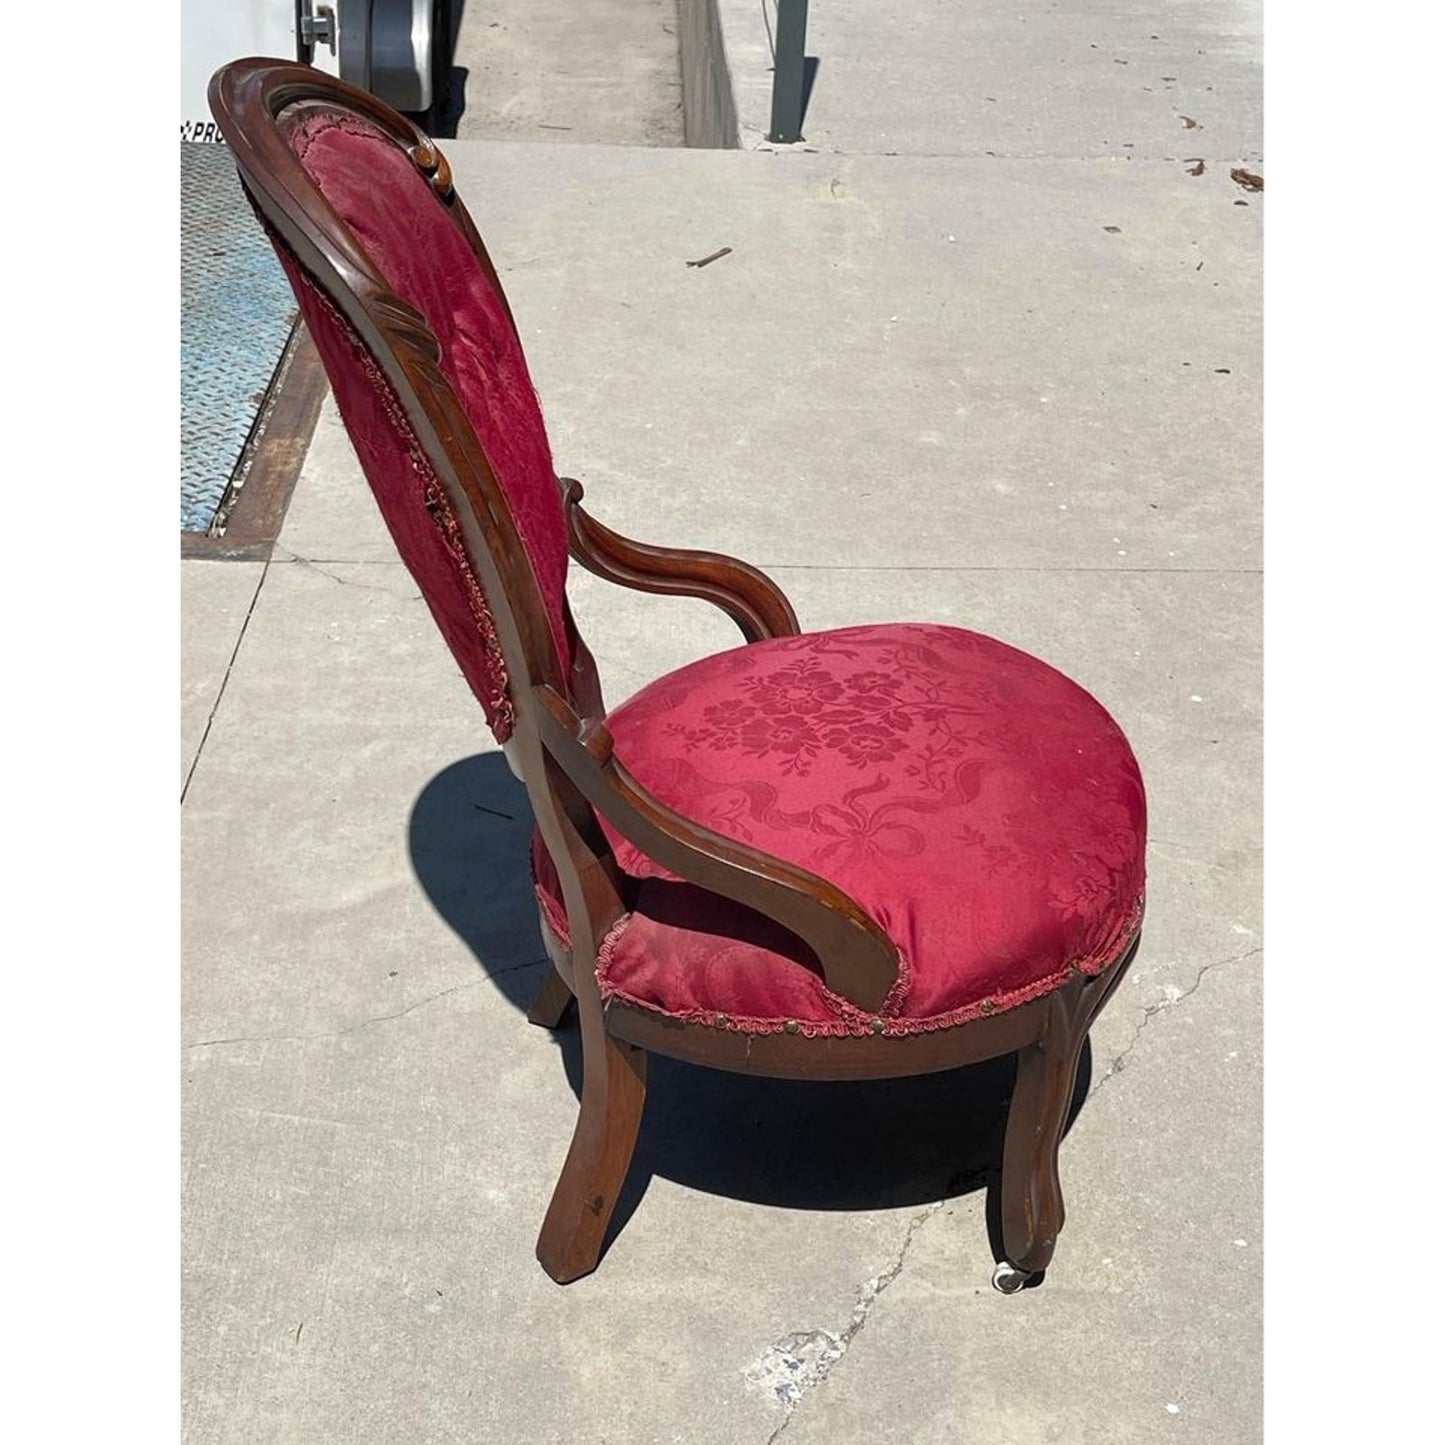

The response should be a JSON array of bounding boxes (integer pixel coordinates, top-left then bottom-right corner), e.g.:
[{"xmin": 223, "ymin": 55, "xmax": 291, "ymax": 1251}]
[
  {"xmin": 209, "ymin": 60, "xmax": 578, "ymax": 745},
  {"xmin": 208, "ymin": 61, "xmax": 897, "ymax": 998}
]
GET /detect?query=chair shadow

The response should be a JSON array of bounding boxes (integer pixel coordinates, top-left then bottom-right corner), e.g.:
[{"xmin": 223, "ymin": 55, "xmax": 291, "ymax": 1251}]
[{"xmin": 408, "ymin": 752, "xmax": 1095, "ymax": 1258}]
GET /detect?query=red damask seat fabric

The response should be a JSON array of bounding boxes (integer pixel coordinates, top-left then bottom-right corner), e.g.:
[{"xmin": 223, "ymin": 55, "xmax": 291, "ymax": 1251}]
[{"xmin": 534, "ymin": 623, "xmax": 1146, "ymax": 1037}]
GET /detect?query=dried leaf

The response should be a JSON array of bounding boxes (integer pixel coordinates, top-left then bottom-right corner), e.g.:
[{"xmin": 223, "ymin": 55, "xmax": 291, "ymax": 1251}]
[
  {"xmin": 1186, "ymin": 160, "xmax": 1205, "ymax": 176},
  {"xmin": 1180, "ymin": 115, "xmax": 1200, "ymax": 129},
  {"xmin": 1230, "ymin": 167, "xmax": 1264, "ymax": 192}
]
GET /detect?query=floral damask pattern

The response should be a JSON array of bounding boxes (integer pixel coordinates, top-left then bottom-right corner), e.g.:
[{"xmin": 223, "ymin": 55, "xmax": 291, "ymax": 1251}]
[
  {"xmin": 671, "ymin": 657, "xmax": 930, "ymax": 775},
  {"xmin": 288, "ymin": 112, "xmax": 573, "ymax": 738},
  {"xmin": 540, "ymin": 623, "xmax": 1148, "ymax": 1036}
]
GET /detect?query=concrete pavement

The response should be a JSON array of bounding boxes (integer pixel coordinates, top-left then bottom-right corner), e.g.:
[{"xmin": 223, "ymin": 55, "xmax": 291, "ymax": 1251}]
[
  {"xmin": 713, "ymin": 0, "xmax": 1263, "ymax": 162},
  {"xmin": 439, "ymin": 0, "xmax": 684, "ymax": 145},
  {"xmin": 182, "ymin": 4, "xmax": 1261, "ymax": 1441}
]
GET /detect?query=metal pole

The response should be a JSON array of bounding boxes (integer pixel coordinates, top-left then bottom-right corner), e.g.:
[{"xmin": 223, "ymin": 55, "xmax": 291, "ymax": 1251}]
[{"xmin": 768, "ymin": 0, "xmax": 810, "ymax": 144}]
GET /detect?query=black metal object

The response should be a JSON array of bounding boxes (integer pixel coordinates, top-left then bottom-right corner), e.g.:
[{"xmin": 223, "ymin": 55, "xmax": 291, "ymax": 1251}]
[{"xmin": 768, "ymin": 0, "xmax": 810, "ymax": 144}]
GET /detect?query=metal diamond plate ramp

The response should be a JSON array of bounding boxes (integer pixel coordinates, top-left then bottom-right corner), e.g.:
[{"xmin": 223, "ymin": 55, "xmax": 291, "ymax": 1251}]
[{"xmin": 180, "ymin": 143, "xmax": 299, "ymax": 535}]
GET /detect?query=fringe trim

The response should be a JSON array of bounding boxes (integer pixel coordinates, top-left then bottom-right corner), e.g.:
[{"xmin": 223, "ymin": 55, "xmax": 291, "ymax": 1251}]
[
  {"xmin": 582, "ymin": 893, "xmax": 1146, "ymax": 1040},
  {"xmin": 256, "ymin": 205, "xmax": 516, "ymax": 742}
]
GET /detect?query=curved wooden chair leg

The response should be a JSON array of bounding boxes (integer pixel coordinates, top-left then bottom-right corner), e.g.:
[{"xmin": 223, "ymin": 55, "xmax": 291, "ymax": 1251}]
[
  {"xmin": 526, "ymin": 964, "xmax": 575, "ymax": 1029},
  {"xmin": 997, "ymin": 984, "xmax": 1094, "ymax": 1285},
  {"xmin": 535, "ymin": 1013, "xmax": 648, "ymax": 1284}
]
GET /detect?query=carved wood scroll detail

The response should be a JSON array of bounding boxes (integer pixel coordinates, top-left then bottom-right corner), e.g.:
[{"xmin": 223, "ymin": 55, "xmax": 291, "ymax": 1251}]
[{"xmin": 407, "ymin": 141, "xmax": 453, "ymax": 199}]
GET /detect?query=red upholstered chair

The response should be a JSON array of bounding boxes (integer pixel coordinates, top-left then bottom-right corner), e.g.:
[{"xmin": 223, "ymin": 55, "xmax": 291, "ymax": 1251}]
[{"xmin": 209, "ymin": 60, "xmax": 1146, "ymax": 1291}]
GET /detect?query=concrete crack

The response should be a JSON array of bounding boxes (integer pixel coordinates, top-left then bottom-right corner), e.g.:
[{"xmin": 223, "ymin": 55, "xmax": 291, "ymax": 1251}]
[
  {"xmin": 183, "ymin": 978, "xmax": 489, "ymax": 1051},
  {"xmin": 273, "ymin": 548, "xmax": 421, "ymax": 600},
  {"xmin": 749, "ymin": 1199, "xmax": 946, "ymax": 1442},
  {"xmin": 1088, "ymin": 946, "xmax": 1261, "ymax": 1099},
  {"xmin": 490, "ymin": 956, "xmax": 549, "ymax": 979}
]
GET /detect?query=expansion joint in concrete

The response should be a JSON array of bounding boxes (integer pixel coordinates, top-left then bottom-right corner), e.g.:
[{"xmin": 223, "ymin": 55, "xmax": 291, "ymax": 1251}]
[{"xmin": 180, "ymin": 560, "xmax": 271, "ymax": 806}]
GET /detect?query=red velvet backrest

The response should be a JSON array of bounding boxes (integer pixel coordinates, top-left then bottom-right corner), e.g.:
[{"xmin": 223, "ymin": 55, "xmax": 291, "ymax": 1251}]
[{"xmin": 270, "ymin": 109, "xmax": 572, "ymax": 740}]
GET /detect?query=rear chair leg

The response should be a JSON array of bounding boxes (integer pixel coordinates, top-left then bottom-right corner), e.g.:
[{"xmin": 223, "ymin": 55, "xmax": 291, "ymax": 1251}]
[
  {"xmin": 527, "ymin": 964, "xmax": 575, "ymax": 1029},
  {"xmin": 535, "ymin": 1012, "xmax": 647, "ymax": 1284}
]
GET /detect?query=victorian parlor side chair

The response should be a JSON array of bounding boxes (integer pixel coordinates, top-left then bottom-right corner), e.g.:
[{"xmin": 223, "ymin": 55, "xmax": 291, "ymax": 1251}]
[{"xmin": 209, "ymin": 60, "xmax": 1146, "ymax": 1291}]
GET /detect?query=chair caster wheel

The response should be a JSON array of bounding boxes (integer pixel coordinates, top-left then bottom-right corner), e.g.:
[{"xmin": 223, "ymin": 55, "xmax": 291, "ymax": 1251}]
[{"xmin": 992, "ymin": 1261, "xmax": 1036, "ymax": 1294}]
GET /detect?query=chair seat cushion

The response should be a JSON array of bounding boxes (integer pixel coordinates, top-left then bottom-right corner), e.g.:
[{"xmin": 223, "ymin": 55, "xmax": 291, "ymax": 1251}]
[{"xmin": 534, "ymin": 623, "xmax": 1146, "ymax": 1037}]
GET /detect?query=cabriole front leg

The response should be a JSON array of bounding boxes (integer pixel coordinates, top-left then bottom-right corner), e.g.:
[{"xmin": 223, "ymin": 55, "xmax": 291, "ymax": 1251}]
[
  {"xmin": 535, "ymin": 1009, "xmax": 648, "ymax": 1284},
  {"xmin": 995, "ymin": 976, "xmax": 1103, "ymax": 1291}
]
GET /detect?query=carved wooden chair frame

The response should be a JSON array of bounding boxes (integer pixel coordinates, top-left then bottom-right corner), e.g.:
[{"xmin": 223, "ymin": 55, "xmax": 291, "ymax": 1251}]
[{"xmin": 210, "ymin": 59, "xmax": 1141, "ymax": 1291}]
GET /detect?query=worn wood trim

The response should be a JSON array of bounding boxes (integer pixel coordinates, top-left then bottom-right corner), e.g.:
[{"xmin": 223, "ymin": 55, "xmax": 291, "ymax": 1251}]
[
  {"xmin": 563, "ymin": 478, "xmax": 801, "ymax": 643},
  {"xmin": 604, "ymin": 989, "xmax": 1051, "ymax": 1080}
]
